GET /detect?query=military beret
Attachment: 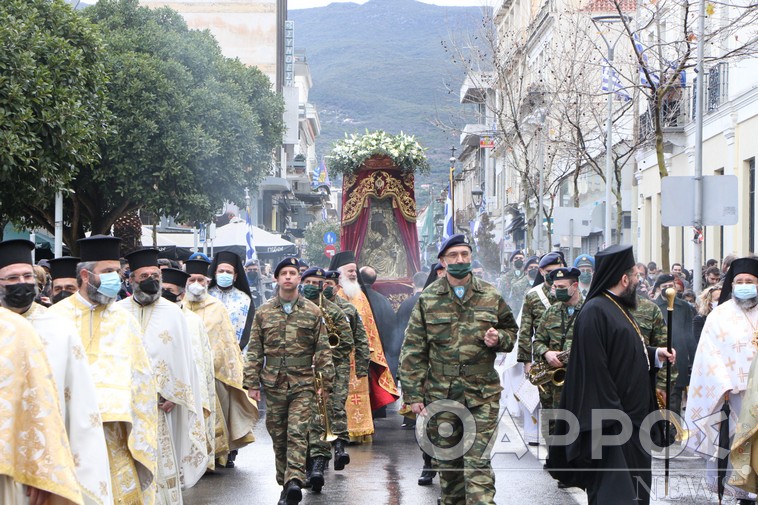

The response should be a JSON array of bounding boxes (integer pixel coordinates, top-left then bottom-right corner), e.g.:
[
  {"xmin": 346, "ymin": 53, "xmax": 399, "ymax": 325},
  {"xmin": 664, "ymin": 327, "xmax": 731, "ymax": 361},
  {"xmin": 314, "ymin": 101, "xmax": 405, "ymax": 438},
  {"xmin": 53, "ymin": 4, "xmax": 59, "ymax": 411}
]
[
  {"xmin": 437, "ymin": 234, "xmax": 471, "ymax": 258},
  {"xmin": 509, "ymin": 249, "xmax": 524, "ymax": 262},
  {"xmin": 524, "ymin": 256, "xmax": 540, "ymax": 268},
  {"xmin": 301, "ymin": 267, "xmax": 326, "ymax": 280},
  {"xmin": 549, "ymin": 267, "xmax": 581, "ymax": 282},
  {"xmin": 275, "ymin": 257, "xmax": 300, "ymax": 278},
  {"xmin": 299, "ymin": 259, "xmax": 310, "ymax": 269},
  {"xmin": 574, "ymin": 254, "xmax": 595, "ymax": 269},
  {"xmin": 654, "ymin": 274, "xmax": 676, "ymax": 289},
  {"xmin": 324, "ymin": 270, "xmax": 340, "ymax": 280},
  {"xmin": 539, "ymin": 251, "xmax": 565, "ymax": 269}
]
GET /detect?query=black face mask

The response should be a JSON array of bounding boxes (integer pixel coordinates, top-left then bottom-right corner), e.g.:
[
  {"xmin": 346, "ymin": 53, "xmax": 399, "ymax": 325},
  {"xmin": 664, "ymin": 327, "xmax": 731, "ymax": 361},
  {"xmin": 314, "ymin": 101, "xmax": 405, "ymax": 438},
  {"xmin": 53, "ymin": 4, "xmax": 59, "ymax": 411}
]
[
  {"xmin": 138, "ymin": 278, "xmax": 160, "ymax": 295},
  {"xmin": 53, "ymin": 291, "xmax": 74, "ymax": 304},
  {"xmin": 4, "ymin": 283, "xmax": 37, "ymax": 309},
  {"xmin": 527, "ymin": 269, "xmax": 538, "ymax": 280},
  {"xmin": 246, "ymin": 271, "xmax": 259, "ymax": 285},
  {"xmin": 161, "ymin": 289, "xmax": 179, "ymax": 303},
  {"xmin": 513, "ymin": 259, "xmax": 524, "ymax": 270}
]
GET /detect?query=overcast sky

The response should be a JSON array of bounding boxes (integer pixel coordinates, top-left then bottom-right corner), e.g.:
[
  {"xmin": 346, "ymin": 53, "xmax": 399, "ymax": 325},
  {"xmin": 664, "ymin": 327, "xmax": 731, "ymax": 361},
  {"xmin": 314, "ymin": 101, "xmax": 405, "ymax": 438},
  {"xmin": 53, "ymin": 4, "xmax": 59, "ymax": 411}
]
[{"xmin": 289, "ymin": 0, "xmax": 491, "ymax": 9}]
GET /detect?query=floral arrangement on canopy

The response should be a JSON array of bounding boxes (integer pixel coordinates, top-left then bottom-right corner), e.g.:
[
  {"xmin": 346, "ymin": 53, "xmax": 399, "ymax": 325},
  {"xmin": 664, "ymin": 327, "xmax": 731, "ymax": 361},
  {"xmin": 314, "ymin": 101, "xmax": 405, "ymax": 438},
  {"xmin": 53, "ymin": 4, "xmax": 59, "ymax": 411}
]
[{"xmin": 329, "ymin": 130, "xmax": 430, "ymax": 176}]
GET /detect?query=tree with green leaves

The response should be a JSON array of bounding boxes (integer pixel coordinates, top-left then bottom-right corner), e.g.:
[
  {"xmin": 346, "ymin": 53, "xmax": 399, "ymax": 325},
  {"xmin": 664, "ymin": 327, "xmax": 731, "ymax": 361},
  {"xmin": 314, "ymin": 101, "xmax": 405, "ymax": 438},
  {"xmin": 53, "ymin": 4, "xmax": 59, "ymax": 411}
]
[
  {"xmin": 302, "ymin": 220, "xmax": 341, "ymax": 268},
  {"xmin": 0, "ymin": 0, "xmax": 109, "ymax": 238}
]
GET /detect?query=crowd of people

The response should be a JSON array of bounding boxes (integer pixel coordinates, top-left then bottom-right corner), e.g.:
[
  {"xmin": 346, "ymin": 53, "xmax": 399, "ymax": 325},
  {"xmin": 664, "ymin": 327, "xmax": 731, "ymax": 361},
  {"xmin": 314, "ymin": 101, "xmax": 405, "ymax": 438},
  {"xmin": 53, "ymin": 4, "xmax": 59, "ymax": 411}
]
[{"xmin": 4, "ymin": 230, "xmax": 758, "ymax": 505}]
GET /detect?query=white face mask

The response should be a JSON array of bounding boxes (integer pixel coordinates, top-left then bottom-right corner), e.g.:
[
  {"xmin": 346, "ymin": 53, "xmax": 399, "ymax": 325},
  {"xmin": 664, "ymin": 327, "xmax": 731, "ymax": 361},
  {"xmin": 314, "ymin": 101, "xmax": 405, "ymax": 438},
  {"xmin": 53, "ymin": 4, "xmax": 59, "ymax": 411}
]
[
  {"xmin": 710, "ymin": 301, "xmax": 718, "ymax": 309},
  {"xmin": 187, "ymin": 282, "xmax": 206, "ymax": 297}
]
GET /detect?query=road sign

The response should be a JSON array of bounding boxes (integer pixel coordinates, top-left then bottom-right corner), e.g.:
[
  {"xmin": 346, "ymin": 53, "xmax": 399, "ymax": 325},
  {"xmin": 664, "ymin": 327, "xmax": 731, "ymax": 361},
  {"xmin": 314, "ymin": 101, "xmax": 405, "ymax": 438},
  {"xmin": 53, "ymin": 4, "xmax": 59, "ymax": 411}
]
[
  {"xmin": 324, "ymin": 244, "xmax": 336, "ymax": 258},
  {"xmin": 323, "ymin": 231, "xmax": 337, "ymax": 244},
  {"xmin": 661, "ymin": 175, "xmax": 738, "ymax": 226}
]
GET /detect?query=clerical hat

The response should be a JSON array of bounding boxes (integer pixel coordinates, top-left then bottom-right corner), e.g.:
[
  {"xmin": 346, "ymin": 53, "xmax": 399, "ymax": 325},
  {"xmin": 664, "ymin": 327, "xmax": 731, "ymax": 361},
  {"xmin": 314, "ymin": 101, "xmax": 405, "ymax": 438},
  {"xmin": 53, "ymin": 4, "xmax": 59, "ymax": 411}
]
[
  {"xmin": 437, "ymin": 234, "xmax": 471, "ymax": 259},
  {"xmin": 214, "ymin": 251, "xmax": 241, "ymax": 269},
  {"xmin": 329, "ymin": 251, "xmax": 356, "ymax": 271},
  {"xmin": 78, "ymin": 235, "xmax": 122, "ymax": 262},
  {"xmin": 549, "ymin": 267, "xmax": 581, "ymax": 282},
  {"xmin": 161, "ymin": 267, "xmax": 190, "ymax": 287},
  {"xmin": 0, "ymin": 240, "xmax": 34, "ymax": 270},
  {"xmin": 275, "ymin": 257, "xmax": 300, "ymax": 278},
  {"xmin": 719, "ymin": 256, "xmax": 758, "ymax": 304},
  {"xmin": 48, "ymin": 256, "xmax": 80, "ymax": 280},
  {"xmin": 125, "ymin": 248, "xmax": 159, "ymax": 272},
  {"xmin": 585, "ymin": 244, "xmax": 636, "ymax": 301},
  {"xmin": 184, "ymin": 259, "xmax": 210, "ymax": 276},
  {"xmin": 301, "ymin": 267, "xmax": 326, "ymax": 281}
]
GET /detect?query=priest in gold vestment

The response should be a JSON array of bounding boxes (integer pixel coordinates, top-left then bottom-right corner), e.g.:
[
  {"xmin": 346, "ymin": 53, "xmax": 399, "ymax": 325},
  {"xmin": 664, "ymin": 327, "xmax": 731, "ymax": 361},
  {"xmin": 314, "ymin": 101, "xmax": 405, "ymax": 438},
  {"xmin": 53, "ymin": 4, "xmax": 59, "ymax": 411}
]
[
  {"xmin": 329, "ymin": 251, "xmax": 398, "ymax": 440},
  {"xmin": 0, "ymin": 239, "xmax": 112, "ymax": 505},
  {"xmin": 183, "ymin": 259, "xmax": 257, "ymax": 467},
  {"xmin": 49, "ymin": 235, "xmax": 157, "ymax": 505},
  {"xmin": 0, "ymin": 307, "xmax": 85, "ymax": 505}
]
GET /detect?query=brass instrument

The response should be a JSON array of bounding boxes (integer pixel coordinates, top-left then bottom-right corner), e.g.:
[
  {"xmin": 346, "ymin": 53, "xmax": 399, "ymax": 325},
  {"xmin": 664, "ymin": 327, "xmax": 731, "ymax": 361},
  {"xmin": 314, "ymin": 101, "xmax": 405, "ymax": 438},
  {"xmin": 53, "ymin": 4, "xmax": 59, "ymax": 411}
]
[
  {"xmin": 528, "ymin": 349, "xmax": 570, "ymax": 387},
  {"xmin": 319, "ymin": 293, "xmax": 340, "ymax": 349},
  {"xmin": 314, "ymin": 371, "xmax": 337, "ymax": 442}
]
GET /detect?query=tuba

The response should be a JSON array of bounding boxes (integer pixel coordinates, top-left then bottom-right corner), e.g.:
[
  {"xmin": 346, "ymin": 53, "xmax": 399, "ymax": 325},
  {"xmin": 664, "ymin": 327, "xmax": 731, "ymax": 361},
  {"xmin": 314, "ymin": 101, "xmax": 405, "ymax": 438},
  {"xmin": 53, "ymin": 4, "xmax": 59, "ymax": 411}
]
[
  {"xmin": 319, "ymin": 293, "xmax": 340, "ymax": 349},
  {"xmin": 528, "ymin": 349, "xmax": 570, "ymax": 388},
  {"xmin": 313, "ymin": 370, "xmax": 337, "ymax": 442}
]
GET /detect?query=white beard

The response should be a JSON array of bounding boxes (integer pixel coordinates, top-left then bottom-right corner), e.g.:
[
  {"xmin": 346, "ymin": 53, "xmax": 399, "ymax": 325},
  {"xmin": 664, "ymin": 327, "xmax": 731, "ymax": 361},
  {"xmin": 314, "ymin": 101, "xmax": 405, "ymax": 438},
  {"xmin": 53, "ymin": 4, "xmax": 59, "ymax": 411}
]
[{"xmin": 339, "ymin": 276, "xmax": 361, "ymax": 299}]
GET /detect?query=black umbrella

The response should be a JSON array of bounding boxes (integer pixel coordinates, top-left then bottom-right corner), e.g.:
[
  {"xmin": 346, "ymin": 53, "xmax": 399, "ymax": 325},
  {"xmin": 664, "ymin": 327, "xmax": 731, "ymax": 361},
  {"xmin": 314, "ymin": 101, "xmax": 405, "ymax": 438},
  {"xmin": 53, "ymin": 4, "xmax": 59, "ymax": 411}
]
[{"xmin": 718, "ymin": 396, "xmax": 731, "ymax": 505}]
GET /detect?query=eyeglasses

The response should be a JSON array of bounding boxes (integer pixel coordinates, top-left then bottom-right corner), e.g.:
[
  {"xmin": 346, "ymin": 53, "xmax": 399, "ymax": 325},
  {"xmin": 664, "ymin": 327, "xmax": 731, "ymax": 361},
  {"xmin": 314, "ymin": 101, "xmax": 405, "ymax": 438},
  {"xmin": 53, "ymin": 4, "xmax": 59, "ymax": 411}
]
[
  {"xmin": 136, "ymin": 272, "xmax": 160, "ymax": 282},
  {"xmin": 0, "ymin": 273, "xmax": 36, "ymax": 283},
  {"xmin": 443, "ymin": 251, "xmax": 472, "ymax": 261}
]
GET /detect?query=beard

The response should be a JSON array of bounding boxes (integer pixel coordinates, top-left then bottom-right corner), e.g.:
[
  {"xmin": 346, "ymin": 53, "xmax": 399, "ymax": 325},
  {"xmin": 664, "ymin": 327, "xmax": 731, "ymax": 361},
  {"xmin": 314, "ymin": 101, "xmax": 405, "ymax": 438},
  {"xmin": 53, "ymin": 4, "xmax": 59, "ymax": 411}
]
[
  {"xmin": 735, "ymin": 296, "xmax": 758, "ymax": 311},
  {"xmin": 619, "ymin": 281, "xmax": 638, "ymax": 310},
  {"xmin": 132, "ymin": 282, "xmax": 162, "ymax": 306},
  {"xmin": 86, "ymin": 280, "xmax": 116, "ymax": 306},
  {"xmin": 339, "ymin": 276, "xmax": 361, "ymax": 300}
]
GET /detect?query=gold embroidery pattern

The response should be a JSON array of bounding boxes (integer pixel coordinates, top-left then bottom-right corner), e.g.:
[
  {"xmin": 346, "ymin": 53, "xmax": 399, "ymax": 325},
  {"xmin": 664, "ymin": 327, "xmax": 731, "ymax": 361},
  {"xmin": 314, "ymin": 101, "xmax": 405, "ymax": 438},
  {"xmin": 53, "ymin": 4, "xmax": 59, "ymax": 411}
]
[{"xmin": 342, "ymin": 170, "xmax": 417, "ymax": 225}]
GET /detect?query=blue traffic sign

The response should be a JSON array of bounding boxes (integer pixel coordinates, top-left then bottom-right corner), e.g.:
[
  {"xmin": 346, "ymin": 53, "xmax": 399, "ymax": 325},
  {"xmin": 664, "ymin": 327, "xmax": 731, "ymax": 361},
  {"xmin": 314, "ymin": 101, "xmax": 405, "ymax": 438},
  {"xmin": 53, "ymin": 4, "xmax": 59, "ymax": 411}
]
[{"xmin": 323, "ymin": 231, "xmax": 337, "ymax": 244}]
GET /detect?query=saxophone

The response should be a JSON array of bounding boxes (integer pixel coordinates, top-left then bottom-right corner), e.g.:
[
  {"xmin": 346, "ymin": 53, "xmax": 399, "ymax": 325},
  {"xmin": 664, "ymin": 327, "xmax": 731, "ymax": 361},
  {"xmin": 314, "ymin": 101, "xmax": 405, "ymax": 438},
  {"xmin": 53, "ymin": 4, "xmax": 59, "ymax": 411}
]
[
  {"xmin": 319, "ymin": 293, "xmax": 340, "ymax": 349},
  {"xmin": 528, "ymin": 349, "xmax": 570, "ymax": 387}
]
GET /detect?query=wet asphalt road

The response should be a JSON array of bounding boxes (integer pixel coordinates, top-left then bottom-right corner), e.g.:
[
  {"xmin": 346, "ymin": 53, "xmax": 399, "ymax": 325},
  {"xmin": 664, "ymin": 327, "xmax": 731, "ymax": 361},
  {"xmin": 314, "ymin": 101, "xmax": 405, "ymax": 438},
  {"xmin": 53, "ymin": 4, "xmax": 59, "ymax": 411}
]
[{"xmin": 183, "ymin": 402, "xmax": 728, "ymax": 505}]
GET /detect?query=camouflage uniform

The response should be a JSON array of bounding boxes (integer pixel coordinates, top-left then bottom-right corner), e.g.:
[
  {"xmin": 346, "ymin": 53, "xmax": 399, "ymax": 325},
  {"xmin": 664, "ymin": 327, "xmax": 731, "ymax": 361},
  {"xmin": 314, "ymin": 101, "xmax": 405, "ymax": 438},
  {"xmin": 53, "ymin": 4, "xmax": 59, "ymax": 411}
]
[
  {"xmin": 243, "ymin": 295, "xmax": 334, "ymax": 487},
  {"xmin": 509, "ymin": 274, "xmax": 533, "ymax": 318},
  {"xmin": 631, "ymin": 297, "xmax": 678, "ymax": 391},
  {"xmin": 517, "ymin": 283, "xmax": 557, "ymax": 363},
  {"xmin": 308, "ymin": 296, "xmax": 354, "ymax": 459},
  {"xmin": 399, "ymin": 275, "xmax": 518, "ymax": 505},
  {"xmin": 498, "ymin": 269, "xmax": 526, "ymax": 312},
  {"xmin": 532, "ymin": 298, "xmax": 584, "ymax": 409}
]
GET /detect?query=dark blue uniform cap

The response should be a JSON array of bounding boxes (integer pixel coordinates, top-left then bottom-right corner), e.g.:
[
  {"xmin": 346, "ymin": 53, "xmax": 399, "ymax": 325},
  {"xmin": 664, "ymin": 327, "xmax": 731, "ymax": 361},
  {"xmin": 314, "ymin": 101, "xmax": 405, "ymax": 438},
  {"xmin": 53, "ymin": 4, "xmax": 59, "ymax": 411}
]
[
  {"xmin": 549, "ymin": 267, "xmax": 581, "ymax": 282},
  {"xmin": 437, "ymin": 234, "xmax": 471, "ymax": 259},
  {"xmin": 301, "ymin": 267, "xmax": 326, "ymax": 280},
  {"xmin": 275, "ymin": 257, "xmax": 300, "ymax": 278},
  {"xmin": 539, "ymin": 251, "xmax": 565, "ymax": 269}
]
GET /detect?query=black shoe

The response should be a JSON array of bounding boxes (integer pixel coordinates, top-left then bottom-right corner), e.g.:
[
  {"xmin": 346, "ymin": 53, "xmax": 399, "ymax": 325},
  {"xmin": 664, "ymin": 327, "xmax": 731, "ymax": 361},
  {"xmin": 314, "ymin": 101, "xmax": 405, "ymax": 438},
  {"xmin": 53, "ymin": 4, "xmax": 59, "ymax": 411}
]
[
  {"xmin": 738, "ymin": 500, "xmax": 756, "ymax": 505},
  {"xmin": 418, "ymin": 469, "xmax": 435, "ymax": 486},
  {"xmin": 333, "ymin": 439, "xmax": 350, "ymax": 471},
  {"xmin": 225, "ymin": 449, "xmax": 237, "ymax": 468},
  {"xmin": 303, "ymin": 457, "xmax": 313, "ymax": 489},
  {"xmin": 284, "ymin": 479, "xmax": 302, "ymax": 505},
  {"xmin": 310, "ymin": 457, "xmax": 326, "ymax": 493}
]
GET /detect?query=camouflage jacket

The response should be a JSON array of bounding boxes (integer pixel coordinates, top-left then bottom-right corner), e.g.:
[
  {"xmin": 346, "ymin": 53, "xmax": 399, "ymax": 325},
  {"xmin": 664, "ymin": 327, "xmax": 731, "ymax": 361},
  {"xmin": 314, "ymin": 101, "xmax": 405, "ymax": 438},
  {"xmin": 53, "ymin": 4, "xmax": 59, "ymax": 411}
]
[
  {"xmin": 498, "ymin": 270, "xmax": 525, "ymax": 300},
  {"xmin": 320, "ymin": 295, "xmax": 354, "ymax": 369},
  {"xmin": 532, "ymin": 298, "xmax": 584, "ymax": 360},
  {"xmin": 631, "ymin": 297, "xmax": 678, "ymax": 389},
  {"xmin": 509, "ymin": 274, "xmax": 533, "ymax": 317},
  {"xmin": 332, "ymin": 295, "xmax": 370, "ymax": 378},
  {"xmin": 399, "ymin": 275, "xmax": 518, "ymax": 408},
  {"xmin": 243, "ymin": 294, "xmax": 334, "ymax": 392},
  {"xmin": 517, "ymin": 282, "xmax": 556, "ymax": 362}
]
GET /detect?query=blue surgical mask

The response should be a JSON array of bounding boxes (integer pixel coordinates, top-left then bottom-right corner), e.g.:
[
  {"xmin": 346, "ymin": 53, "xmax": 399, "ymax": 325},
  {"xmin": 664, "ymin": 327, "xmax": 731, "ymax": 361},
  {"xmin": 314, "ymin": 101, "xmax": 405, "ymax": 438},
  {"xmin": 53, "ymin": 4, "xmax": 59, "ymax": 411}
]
[
  {"xmin": 96, "ymin": 271, "xmax": 122, "ymax": 299},
  {"xmin": 733, "ymin": 284, "xmax": 758, "ymax": 300},
  {"xmin": 217, "ymin": 272, "xmax": 234, "ymax": 288}
]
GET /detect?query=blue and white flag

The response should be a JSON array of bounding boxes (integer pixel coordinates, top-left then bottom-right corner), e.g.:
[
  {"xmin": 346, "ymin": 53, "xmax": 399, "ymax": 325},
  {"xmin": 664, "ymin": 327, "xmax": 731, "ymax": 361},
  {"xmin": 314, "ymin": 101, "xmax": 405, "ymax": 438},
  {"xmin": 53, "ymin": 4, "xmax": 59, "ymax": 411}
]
[
  {"xmin": 601, "ymin": 64, "xmax": 632, "ymax": 101},
  {"xmin": 633, "ymin": 33, "xmax": 661, "ymax": 88},
  {"xmin": 443, "ymin": 183, "xmax": 453, "ymax": 240},
  {"xmin": 311, "ymin": 158, "xmax": 331, "ymax": 189},
  {"xmin": 245, "ymin": 204, "xmax": 258, "ymax": 262}
]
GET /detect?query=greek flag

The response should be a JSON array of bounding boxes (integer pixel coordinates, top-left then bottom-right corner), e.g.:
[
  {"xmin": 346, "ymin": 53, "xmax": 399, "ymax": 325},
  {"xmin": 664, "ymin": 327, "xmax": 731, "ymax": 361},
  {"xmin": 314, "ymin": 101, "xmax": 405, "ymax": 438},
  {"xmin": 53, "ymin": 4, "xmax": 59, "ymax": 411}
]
[
  {"xmin": 601, "ymin": 64, "xmax": 632, "ymax": 101},
  {"xmin": 245, "ymin": 204, "xmax": 257, "ymax": 262},
  {"xmin": 633, "ymin": 33, "xmax": 661, "ymax": 88},
  {"xmin": 311, "ymin": 158, "xmax": 331, "ymax": 189},
  {"xmin": 443, "ymin": 183, "xmax": 453, "ymax": 240}
]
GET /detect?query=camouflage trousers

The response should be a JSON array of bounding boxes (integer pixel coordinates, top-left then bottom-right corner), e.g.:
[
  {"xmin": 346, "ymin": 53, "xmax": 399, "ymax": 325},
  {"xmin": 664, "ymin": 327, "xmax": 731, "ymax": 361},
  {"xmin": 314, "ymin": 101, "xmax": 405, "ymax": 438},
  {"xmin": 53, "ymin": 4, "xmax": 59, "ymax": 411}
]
[
  {"xmin": 538, "ymin": 383, "xmax": 563, "ymax": 436},
  {"xmin": 309, "ymin": 364, "xmax": 351, "ymax": 459},
  {"xmin": 427, "ymin": 399, "xmax": 499, "ymax": 505},
  {"xmin": 265, "ymin": 385, "xmax": 315, "ymax": 486}
]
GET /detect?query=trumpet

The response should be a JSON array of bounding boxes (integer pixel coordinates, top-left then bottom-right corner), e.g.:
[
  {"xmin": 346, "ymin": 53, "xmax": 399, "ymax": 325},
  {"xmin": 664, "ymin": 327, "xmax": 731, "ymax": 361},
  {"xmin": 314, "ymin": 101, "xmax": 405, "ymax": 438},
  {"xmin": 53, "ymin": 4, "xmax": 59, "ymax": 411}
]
[
  {"xmin": 528, "ymin": 349, "xmax": 570, "ymax": 388},
  {"xmin": 319, "ymin": 293, "xmax": 340, "ymax": 349},
  {"xmin": 313, "ymin": 371, "xmax": 337, "ymax": 442}
]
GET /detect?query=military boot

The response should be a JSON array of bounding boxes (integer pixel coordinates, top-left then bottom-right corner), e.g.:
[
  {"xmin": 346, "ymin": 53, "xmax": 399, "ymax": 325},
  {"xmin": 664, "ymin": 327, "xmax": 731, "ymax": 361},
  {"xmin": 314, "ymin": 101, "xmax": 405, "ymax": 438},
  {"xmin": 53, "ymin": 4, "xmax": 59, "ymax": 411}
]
[
  {"xmin": 418, "ymin": 452, "xmax": 435, "ymax": 486},
  {"xmin": 333, "ymin": 439, "xmax": 350, "ymax": 471},
  {"xmin": 277, "ymin": 487, "xmax": 287, "ymax": 505},
  {"xmin": 283, "ymin": 479, "xmax": 302, "ymax": 505},
  {"xmin": 310, "ymin": 457, "xmax": 326, "ymax": 493},
  {"xmin": 303, "ymin": 457, "xmax": 313, "ymax": 489}
]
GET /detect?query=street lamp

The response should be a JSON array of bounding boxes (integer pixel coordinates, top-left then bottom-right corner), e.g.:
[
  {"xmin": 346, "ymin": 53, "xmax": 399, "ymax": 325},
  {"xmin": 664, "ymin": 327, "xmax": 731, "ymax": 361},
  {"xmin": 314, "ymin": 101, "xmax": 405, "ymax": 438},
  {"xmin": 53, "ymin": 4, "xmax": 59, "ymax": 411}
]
[
  {"xmin": 472, "ymin": 186, "xmax": 484, "ymax": 209},
  {"xmin": 592, "ymin": 14, "xmax": 629, "ymax": 248},
  {"xmin": 449, "ymin": 146, "xmax": 457, "ymax": 233}
]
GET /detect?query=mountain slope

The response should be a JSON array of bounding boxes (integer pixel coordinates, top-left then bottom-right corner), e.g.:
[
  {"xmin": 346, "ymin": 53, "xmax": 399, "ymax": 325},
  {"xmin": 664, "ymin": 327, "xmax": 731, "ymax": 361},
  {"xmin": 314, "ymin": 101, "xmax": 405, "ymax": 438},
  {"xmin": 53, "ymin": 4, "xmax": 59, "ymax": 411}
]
[{"xmin": 289, "ymin": 0, "xmax": 487, "ymax": 181}]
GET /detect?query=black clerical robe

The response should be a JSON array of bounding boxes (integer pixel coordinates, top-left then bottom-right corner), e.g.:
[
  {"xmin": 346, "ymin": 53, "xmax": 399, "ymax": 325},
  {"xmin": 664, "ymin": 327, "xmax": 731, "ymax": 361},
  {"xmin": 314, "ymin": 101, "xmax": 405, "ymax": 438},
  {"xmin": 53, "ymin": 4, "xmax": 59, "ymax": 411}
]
[{"xmin": 547, "ymin": 292, "xmax": 661, "ymax": 505}]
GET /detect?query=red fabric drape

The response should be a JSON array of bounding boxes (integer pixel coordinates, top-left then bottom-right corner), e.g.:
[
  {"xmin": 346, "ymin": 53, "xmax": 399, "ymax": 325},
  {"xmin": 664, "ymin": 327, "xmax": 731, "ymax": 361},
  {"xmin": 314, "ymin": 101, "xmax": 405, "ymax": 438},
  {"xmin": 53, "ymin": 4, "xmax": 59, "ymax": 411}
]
[
  {"xmin": 392, "ymin": 204, "xmax": 421, "ymax": 275},
  {"xmin": 341, "ymin": 198, "xmax": 371, "ymax": 256}
]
